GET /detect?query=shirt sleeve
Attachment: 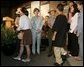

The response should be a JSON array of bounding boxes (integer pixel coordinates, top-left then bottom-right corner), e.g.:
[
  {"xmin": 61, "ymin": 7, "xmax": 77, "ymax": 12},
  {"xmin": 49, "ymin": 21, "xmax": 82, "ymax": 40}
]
[
  {"xmin": 39, "ymin": 17, "xmax": 44, "ymax": 30},
  {"xmin": 31, "ymin": 17, "xmax": 34, "ymax": 29},
  {"xmin": 47, "ymin": 17, "xmax": 52, "ymax": 28},
  {"xmin": 28, "ymin": 18, "xmax": 32, "ymax": 29},
  {"xmin": 17, "ymin": 17, "xmax": 24, "ymax": 31},
  {"xmin": 52, "ymin": 16, "xmax": 60, "ymax": 32},
  {"xmin": 15, "ymin": 17, "xmax": 19, "ymax": 27},
  {"xmin": 77, "ymin": 12, "xmax": 83, "ymax": 33}
]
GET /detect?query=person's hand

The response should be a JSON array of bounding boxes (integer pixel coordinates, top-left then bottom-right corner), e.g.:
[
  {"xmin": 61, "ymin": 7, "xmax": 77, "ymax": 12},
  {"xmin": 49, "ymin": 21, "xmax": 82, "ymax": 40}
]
[
  {"xmin": 52, "ymin": 32, "xmax": 56, "ymax": 41},
  {"xmin": 76, "ymin": 32, "xmax": 80, "ymax": 37},
  {"xmin": 74, "ymin": 31, "xmax": 77, "ymax": 35},
  {"xmin": 16, "ymin": 27, "xmax": 20, "ymax": 31},
  {"xmin": 52, "ymin": 35, "xmax": 55, "ymax": 41},
  {"xmin": 75, "ymin": 31, "xmax": 80, "ymax": 37},
  {"xmin": 37, "ymin": 29, "xmax": 41, "ymax": 33},
  {"xmin": 15, "ymin": 24, "xmax": 19, "ymax": 27}
]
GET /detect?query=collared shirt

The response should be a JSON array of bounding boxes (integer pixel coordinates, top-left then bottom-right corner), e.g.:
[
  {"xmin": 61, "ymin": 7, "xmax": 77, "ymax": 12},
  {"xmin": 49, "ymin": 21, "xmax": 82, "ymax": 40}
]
[
  {"xmin": 48, "ymin": 15, "xmax": 56, "ymax": 29},
  {"xmin": 15, "ymin": 17, "xmax": 20, "ymax": 27},
  {"xmin": 69, "ymin": 13, "xmax": 79, "ymax": 33},
  {"xmin": 17, "ymin": 15, "xmax": 31, "ymax": 31}
]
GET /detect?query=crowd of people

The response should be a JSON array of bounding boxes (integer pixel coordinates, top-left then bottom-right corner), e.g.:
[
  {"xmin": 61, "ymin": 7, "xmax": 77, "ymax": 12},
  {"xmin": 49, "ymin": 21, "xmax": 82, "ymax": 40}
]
[{"xmin": 13, "ymin": 1, "xmax": 83, "ymax": 66}]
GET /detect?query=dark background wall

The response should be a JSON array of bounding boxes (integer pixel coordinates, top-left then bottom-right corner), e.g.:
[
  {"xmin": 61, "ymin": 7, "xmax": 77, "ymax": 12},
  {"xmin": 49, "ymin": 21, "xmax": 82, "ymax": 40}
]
[
  {"xmin": 1, "ymin": 0, "xmax": 29, "ymax": 24},
  {"xmin": 1, "ymin": 8, "xmax": 11, "ymax": 17},
  {"xmin": 1, "ymin": 1, "xmax": 12, "ymax": 17},
  {"xmin": 1, "ymin": 1, "xmax": 24, "ymax": 16}
]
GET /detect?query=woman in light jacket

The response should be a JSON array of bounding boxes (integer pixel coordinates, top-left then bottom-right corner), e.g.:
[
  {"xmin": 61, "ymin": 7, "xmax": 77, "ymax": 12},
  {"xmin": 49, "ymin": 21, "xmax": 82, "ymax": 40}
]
[{"xmin": 31, "ymin": 8, "xmax": 44, "ymax": 55}]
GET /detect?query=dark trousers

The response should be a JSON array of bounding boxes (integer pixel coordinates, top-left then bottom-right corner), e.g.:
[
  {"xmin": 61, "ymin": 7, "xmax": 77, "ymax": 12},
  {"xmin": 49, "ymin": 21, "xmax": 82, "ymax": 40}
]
[
  {"xmin": 41, "ymin": 38, "xmax": 49, "ymax": 47},
  {"xmin": 47, "ymin": 29, "xmax": 53, "ymax": 54},
  {"xmin": 68, "ymin": 33, "xmax": 79, "ymax": 56}
]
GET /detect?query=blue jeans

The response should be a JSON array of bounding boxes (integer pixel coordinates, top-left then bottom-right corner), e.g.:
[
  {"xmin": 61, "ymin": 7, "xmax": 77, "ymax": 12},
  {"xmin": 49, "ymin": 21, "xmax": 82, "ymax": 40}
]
[{"xmin": 32, "ymin": 30, "xmax": 41, "ymax": 54}]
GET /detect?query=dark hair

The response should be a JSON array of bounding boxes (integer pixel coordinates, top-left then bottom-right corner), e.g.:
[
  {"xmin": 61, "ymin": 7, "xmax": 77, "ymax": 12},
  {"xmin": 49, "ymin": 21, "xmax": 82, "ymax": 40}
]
[
  {"xmin": 21, "ymin": 7, "xmax": 29, "ymax": 16},
  {"xmin": 67, "ymin": 1, "xmax": 75, "ymax": 19},
  {"xmin": 33, "ymin": 8, "xmax": 40, "ymax": 13},
  {"xmin": 77, "ymin": 1, "xmax": 83, "ymax": 5},
  {"xmin": 68, "ymin": 1, "xmax": 75, "ymax": 12},
  {"xmin": 24, "ymin": 11, "xmax": 29, "ymax": 16},
  {"xmin": 57, "ymin": 3, "xmax": 64, "ymax": 12},
  {"xmin": 72, "ymin": 3, "xmax": 80, "ymax": 16}
]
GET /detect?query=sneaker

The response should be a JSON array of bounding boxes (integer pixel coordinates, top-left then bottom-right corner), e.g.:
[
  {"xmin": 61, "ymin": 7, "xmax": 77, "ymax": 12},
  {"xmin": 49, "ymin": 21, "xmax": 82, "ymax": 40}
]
[
  {"xmin": 74, "ymin": 57, "xmax": 82, "ymax": 61},
  {"xmin": 68, "ymin": 54, "xmax": 72, "ymax": 57},
  {"xmin": 13, "ymin": 57, "xmax": 21, "ymax": 60},
  {"xmin": 22, "ymin": 59, "xmax": 31, "ymax": 62}
]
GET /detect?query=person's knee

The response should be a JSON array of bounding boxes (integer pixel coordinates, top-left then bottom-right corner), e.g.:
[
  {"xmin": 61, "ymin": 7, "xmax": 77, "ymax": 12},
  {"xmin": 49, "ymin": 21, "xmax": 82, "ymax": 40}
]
[{"xmin": 25, "ymin": 45, "xmax": 30, "ymax": 48}]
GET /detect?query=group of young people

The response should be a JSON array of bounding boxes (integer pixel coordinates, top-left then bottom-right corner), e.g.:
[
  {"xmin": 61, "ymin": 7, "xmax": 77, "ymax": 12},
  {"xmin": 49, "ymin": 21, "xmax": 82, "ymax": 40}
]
[{"xmin": 13, "ymin": 1, "xmax": 83, "ymax": 66}]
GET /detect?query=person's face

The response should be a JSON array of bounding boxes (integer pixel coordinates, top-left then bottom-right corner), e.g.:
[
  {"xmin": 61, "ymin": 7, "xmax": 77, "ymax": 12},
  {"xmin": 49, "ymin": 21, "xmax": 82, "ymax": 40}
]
[
  {"xmin": 34, "ymin": 10, "xmax": 39, "ymax": 16},
  {"xmin": 50, "ymin": 11, "xmax": 56, "ymax": 16},
  {"xmin": 16, "ymin": 8, "xmax": 21, "ymax": 15},
  {"xmin": 69, "ymin": 2, "xmax": 73, "ymax": 8},
  {"xmin": 17, "ymin": 8, "xmax": 24, "ymax": 16},
  {"xmin": 77, "ymin": 4, "xmax": 82, "ymax": 11},
  {"xmin": 71, "ymin": 6, "xmax": 74, "ymax": 13},
  {"xmin": 20, "ymin": 10, "xmax": 25, "ymax": 16}
]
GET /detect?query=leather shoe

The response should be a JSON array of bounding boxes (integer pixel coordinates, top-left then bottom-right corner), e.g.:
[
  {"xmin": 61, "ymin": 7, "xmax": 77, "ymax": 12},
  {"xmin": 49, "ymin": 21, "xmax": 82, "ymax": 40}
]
[{"xmin": 54, "ymin": 62, "xmax": 63, "ymax": 66}]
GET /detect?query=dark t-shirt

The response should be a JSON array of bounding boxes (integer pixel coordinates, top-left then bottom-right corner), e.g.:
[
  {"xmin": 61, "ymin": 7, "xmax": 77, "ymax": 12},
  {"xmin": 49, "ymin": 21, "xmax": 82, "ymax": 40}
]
[
  {"xmin": 42, "ymin": 23, "xmax": 50, "ymax": 39},
  {"xmin": 52, "ymin": 14, "xmax": 68, "ymax": 47}
]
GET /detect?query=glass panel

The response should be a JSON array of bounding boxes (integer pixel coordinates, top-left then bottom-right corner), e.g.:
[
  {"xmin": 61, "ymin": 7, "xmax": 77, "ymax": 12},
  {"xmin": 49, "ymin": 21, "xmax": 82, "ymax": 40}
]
[
  {"xmin": 40, "ymin": 4, "xmax": 49, "ymax": 18},
  {"xmin": 31, "ymin": 1, "xmax": 40, "ymax": 17}
]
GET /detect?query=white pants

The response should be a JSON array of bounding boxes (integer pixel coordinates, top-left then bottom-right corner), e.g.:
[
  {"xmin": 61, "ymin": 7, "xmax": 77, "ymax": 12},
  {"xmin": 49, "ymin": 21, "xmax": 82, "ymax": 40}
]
[{"xmin": 54, "ymin": 47, "xmax": 67, "ymax": 64}]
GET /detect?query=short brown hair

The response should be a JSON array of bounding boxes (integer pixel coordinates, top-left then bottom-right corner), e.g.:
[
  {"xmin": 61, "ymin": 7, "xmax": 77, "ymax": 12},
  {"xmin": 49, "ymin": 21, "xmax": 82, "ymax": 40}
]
[
  {"xmin": 21, "ymin": 7, "xmax": 29, "ymax": 16},
  {"xmin": 57, "ymin": 3, "xmax": 64, "ymax": 12},
  {"xmin": 33, "ymin": 8, "xmax": 40, "ymax": 13}
]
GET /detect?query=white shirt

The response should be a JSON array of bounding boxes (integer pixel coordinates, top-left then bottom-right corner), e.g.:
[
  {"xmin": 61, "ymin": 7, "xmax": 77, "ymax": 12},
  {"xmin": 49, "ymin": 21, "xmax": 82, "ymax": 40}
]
[
  {"xmin": 17, "ymin": 15, "xmax": 31, "ymax": 31},
  {"xmin": 48, "ymin": 15, "xmax": 56, "ymax": 29},
  {"xmin": 69, "ymin": 13, "xmax": 79, "ymax": 33},
  {"xmin": 15, "ymin": 17, "xmax": 20, "ymax": 27}
]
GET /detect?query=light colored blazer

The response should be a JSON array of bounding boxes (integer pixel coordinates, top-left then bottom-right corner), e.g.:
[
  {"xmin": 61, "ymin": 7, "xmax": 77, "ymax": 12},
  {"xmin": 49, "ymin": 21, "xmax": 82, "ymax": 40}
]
[
  {"xmin": 77, "ymin": 11, "xmax": 83, "ymax": 34},
  {"xmin": 31, "ymin": 16, "xmax": 44, "ymax": 32}
]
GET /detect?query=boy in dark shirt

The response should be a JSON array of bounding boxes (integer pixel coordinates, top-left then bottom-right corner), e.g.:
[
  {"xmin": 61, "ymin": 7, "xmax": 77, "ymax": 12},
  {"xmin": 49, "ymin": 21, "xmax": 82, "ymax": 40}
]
[{"xmin": 52, "ymin": 3, "xmax": 68, "ymax": 66}]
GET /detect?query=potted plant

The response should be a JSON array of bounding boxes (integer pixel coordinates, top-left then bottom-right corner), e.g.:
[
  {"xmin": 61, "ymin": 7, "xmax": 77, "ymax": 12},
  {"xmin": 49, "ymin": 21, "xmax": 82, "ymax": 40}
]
[{"xmin": 1, "ymin": 24, "xmax": 19, "ymax": 56}]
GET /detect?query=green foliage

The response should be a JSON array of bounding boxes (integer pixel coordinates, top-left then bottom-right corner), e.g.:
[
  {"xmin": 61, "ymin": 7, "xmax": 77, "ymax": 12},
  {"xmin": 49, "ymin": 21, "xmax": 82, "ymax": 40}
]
[{"xmin": 1, "ymin": 24, "xmax": 18, "ymax": 46}]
